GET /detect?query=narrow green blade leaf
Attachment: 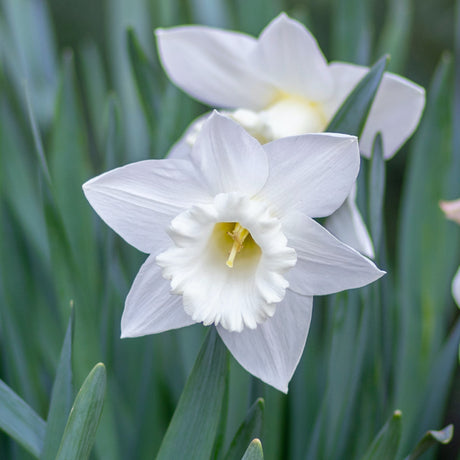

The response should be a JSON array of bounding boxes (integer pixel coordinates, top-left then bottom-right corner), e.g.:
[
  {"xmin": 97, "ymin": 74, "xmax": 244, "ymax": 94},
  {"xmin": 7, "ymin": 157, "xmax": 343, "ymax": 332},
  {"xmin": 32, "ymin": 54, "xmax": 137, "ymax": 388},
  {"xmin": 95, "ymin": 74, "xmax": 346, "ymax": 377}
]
[
  {"xmin": 127, "ymin": 27, "xmax": 159, "ymax": 130},
  {"xmin": 413, "ymin": 318, "xmax": 460, "ymax": 440},
  {"xmin": 40, "ymin": 308, "xmax": 74, "ymax": 460},
  {"xmin": 396, "ymin": 55, "xmax": 456, "ymax": 454},
  {"xmin": 377, "ymin": 0, "xmax": 412, "ymax": 72},
  {"xmin": 224, "ymin": 398, "xmax": 264, "ymax": 460},
  {"xmin": 24, "ymin": 80, "xmax": 51, "ymax": 186},
  {"xmin": 156, "ymin": 328, "xmax": 229, "ymax": 460},
  {"xmin": 368, "ymin": 133, "xmax": 385, "ymax": 253},
  {"xmin": 189, "ymin": 0, "xmax": 231, "ymax": 27},
  {"xmin": 331, "ymin": 0, "xmax": 371, "ymax": 64},
  {"xmin": 326, "ymin": 55, "xmax": 389, "ymax": 136},
  {"xmin": 361, "ymin": 410, "xmax": 402, "ymax": 460},
  {"xmin": 49, "ymin": 50, "xmax": 96, "ymax": 292},
  {"xmin": 0, "ymin": 379, "xmax": 46, "ymax": 457},
  {"xmin": 241, "ymin": 439, "xmax": 264, "ymax": 460},
  {"xmin": 55, "ymin": 363, "xmax": 107, "ymax": 460},
  {"xmin": 404, "ymin": 424, "xmax": 453, "ymax": 460}
]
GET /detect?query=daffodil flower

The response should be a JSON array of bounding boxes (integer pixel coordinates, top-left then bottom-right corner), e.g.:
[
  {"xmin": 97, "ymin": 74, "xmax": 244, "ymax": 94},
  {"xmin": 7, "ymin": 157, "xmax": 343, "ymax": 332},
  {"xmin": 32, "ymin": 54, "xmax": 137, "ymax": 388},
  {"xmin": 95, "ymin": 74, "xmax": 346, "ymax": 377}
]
[
  {"xmin": 440, "ymin": 199, "xmax": 460, "ymax": 307},
  {"xmin": 156, "ymin": 13, "xmax": 425, "ymax": 258},
  {"xmin": 83, "ymin": 113, "xmax": 384, "ymax": 392}
]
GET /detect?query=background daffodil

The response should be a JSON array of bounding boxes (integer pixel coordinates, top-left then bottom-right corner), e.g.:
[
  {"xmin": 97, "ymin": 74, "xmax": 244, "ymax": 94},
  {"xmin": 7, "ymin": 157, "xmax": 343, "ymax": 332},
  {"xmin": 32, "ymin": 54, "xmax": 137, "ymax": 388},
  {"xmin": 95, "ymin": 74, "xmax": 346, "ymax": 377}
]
[{"xmin": 156, "ymin": 13, "xmax": 426, "ymax": 258}]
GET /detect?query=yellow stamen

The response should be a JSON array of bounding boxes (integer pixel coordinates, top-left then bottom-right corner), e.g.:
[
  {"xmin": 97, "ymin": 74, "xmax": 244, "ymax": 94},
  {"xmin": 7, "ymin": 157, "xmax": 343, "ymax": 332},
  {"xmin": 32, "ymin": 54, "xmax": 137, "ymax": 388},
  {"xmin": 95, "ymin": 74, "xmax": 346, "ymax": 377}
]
[{"xmin": 226, "ymin": 223, "xmax": 249, "ymax": 268}]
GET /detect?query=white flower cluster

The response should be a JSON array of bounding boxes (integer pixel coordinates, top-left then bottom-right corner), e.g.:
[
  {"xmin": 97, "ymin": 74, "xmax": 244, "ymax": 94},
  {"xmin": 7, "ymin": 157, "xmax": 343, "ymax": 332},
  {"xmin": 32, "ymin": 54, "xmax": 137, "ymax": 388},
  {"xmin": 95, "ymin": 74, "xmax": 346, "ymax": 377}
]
[{"xmin": 84, "ymin": 14, "xmax": 425, "ymax": 392}]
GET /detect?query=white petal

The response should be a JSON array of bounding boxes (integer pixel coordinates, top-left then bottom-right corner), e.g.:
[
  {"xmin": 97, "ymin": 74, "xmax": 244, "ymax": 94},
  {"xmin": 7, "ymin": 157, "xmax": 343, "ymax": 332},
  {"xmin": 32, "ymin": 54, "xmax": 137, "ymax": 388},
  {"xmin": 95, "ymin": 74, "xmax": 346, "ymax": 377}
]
[
  {"xmin": 260, "ymin": 133, "xmax": 359, "ymax": 218},
  {"xmin": 325, "ymin": 188, "xmax": 375, "ymax": 258},
  {"xmin": 191, "ymin": 112, "xmax": 269, "ymax": 196},
  {"xmin": 251, "ymin": 14, "xmax": 333, "ymax": 101},
  {"xmin": 156, "ymin": 26, "xmax": 277, "ymax": 110},
  {"xmin": 166, "ymin": 135, "xmax": 192, "ymax": 160},
  {"xmin": 452, "ymin": 267, "xmax": 460, "ymax": 308},
  {"xmin": 217, "ymin": 290, "xmax": 313, "ymax": 393},
  {"xmin": 282, "ymin": 211, "xmax": 384, "ymax": 295},
  {"xmin": 322, "ymin": 62, "xmax": 367, "ymax": 119},
  {"xmin": 326, "ymin": 62, "xmax": 426, "ymax": 159},
  {"xmin": 121, "ymin": 254, "xmax": 195, "ymax": 338},
  {"xmin": 83, "ymin": 159, "xmax": 211, "ymax": 253},
  {"xmin": 167, "ymin": 113, "xmax": 211, "ymax": 159},
  {"xmin": 360, "ymin": 72, "xmax": 425, "ymax": 159}
]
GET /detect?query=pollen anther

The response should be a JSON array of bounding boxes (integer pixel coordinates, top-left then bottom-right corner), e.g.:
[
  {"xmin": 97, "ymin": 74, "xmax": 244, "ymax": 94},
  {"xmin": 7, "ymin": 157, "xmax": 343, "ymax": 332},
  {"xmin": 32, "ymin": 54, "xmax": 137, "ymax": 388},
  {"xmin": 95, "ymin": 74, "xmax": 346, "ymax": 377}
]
[{"xmin": 226, "ymin": 222, "xmax": 250, "ymax": 268}]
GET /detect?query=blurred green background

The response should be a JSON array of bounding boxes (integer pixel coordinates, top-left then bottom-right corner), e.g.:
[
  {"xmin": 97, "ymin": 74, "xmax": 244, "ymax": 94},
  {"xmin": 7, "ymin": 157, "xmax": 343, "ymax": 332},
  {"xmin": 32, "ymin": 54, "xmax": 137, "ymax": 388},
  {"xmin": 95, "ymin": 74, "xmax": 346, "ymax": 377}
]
[{"xmin": 0, "ymin": 0, "xmax": 459, "ymax": 459}]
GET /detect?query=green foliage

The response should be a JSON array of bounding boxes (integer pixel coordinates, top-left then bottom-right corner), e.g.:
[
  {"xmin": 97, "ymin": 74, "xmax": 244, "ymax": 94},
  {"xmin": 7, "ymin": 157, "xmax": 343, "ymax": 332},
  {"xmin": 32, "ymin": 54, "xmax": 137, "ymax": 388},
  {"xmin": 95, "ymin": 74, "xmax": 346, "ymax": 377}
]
[
  {"xmin": 224, "ymin": 398, "xmax": 264, "ymax": 460},
  {"xmin": 0, "ymin": 1, "xmax": 458, "ymax": 460},
  {"xmin": 41, "ymin": 310, "xmax": 74, "ymax": 460},
  {"xmin": 156, "ymin": 328, "xmax": 229, "ymax": 460},
  {"xmin": 404, "ymin": 424, "xmax": 454, "ymax": 460},
  {"xmin": 0, "ymin": 380, "xmax": 46, "ymax": 457},
  {"xmin": 326, "ymin": 55, "xmax": 388, "ymax": 136},
  {"xmin": 361, "ymin": 410, "xmax": 402, "ymax": 460},
  {"xmin": 55, "ymin": 363, "xmax": 107, "ymax": 460},
  {"xmin": 241, "ymin": 439, "xmax": 264, "ymax": 460}
]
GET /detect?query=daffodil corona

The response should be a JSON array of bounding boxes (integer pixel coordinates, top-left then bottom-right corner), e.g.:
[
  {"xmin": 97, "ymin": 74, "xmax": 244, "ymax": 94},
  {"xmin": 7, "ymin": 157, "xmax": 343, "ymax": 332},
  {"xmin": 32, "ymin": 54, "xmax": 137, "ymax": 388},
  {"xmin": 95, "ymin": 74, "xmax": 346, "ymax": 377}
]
[
  {"xmin": 83, "ymin": 112, "xmax": 384, "ymax": 392},
  {"xmin": 156, "ymin": 13, "xmax": 426, "ymax": 258}
]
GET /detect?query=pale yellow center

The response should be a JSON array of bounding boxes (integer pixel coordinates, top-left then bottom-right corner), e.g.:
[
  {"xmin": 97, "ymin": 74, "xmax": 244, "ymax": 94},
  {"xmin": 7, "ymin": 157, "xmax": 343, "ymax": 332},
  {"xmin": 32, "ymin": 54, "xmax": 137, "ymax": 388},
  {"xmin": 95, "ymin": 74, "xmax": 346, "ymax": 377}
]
[
  {"xmin": 210, "ymin": 222, "xmax": 261, "ymax": 269},
  {"xmin": 226, "ymin": 93, "xmax": 328, "ymax": 145},
  {"xmin": 226, "ymin": 222, "xmax": 250, "ymax": 268},
  {"xmin": 262, "ymin": 93, "xmax": 328, "ymax": 138}
]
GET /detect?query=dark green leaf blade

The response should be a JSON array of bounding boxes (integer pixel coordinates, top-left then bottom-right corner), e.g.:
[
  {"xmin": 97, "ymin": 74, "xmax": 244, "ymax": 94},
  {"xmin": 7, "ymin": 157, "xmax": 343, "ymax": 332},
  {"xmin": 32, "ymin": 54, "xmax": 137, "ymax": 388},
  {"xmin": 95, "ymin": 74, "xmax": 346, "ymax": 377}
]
[
  {"xmin": 55, "ymin": 363, "xmax": 107, "ymax": 460},
  {"xmin": 326, "ymin": 55, "xmax": 389, "ymax": 136},
  {"xmin": 395, "ymin": 54, "xmax": 457, "ymax": 454},
  {"xmin": 368, "ymin": 133, "xmax": 385, "ymax": 253},
  {"xmin": 40, "ymin": 308, "xmax": 74, "ymax": 460},
  {"xmin": 361, "ymin": 410, "xmax": 402, "ymax": 460},
  {"xmin": 156, "ymin": 328, "xmax": 229, "ymax": 460},
  {"xmin": 404, "ymin": 424, "xmax": 453, "ymax": 460},
  {"xmin": 224, "ymin": 398, "xmax": 264, "ymax": 460},
  {"xmin": 127, "ymin": 27, "xmax": 160, "ymax": 131},
  {"xmin": 241, "ymin": 439, "xmax": 264, "ymax": 460},
  {"xmin": 0, "ymin": 379, "xmax": 46, "ymax": 457}
]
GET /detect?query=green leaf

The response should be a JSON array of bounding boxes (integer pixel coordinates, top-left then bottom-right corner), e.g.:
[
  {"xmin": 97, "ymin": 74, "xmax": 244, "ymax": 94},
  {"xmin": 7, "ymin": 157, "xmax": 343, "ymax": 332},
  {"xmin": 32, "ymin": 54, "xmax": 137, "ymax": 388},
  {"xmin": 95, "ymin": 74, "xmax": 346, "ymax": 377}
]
[
  {"xmin": 127, "ymin": 27, "xmax": 159, "ymax": 131},
  {"xmin": 231, "ymin": 0, "xmax": 283, "ymax": 36},
  {"xmin": 413, "ymin": 317, "xmax": 460, "ymax": 442},
  {"xmin": 331, "ymin": 0, "xmax": 372, "ymax": 64},
  {"xmin": 24, "ymin": 80, "xmax": 51, "ymax": 187},
  {"xmin": 0, "ymin": 97, "xmax": 50, "ymax": 264},
  {"xmin": 1, "ymin": 0, "xmax": 58, "ymax": 125},
  {"xmin": 396, "ymin": 55, "xmax": 456, "ymax": 452},
  {"xmin": 241, "ymin": 439, "xmax": 264, "ymax": 460},
  {"xmin": 377, "ymin": 0, "xmax": 412, "ymax": 72},
  {"xmin": 361, "ymin": 410, "xmax": 402, "ymax": 460},
  {"xmin": 50, "ymin": 51, "xmax": 93, "ymax": 268},
  {"xmin": 79, "ymin": 41, "xmax": 108, "ymax": 150},
  {"xmin": 368, "ymin": 133, "xmax": 385, "ymax": 254},
  {"xmin": 189, "ymin": 0, "xmax": 231, "ymax": 28},
  {"xmin": 40, "ymin": 308, "xmax": 74, "ymax": 460},
  {"xmin": 55, "ymin": 363, "xmax": 107, "ymax": 460},
  {"xmin": 156, "ymin": 328, "xmax": 229, "ymax": 460},
  {"xmin": 326, "ymin": 55, "xmax": 389, "ymax": 136},
  {"xmin": 404, "ymin": 424, "xmax": 453, "ymax": 460},
  {"xmin": 224, "ymin": 398, "xmax": 264, "ymax": 460},
  {"xmin": 0, "ymin": 379, "xmax": 46, "ymax": 458}
]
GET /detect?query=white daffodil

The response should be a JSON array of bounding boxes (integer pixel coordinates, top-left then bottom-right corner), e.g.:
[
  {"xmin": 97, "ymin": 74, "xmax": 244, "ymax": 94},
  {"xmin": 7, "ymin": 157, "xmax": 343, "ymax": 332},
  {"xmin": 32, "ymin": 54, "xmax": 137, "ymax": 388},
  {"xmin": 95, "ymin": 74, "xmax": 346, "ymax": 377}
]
[
  {"xmin": 83, "ymin": 112, "xmax": 384, "ymax": 392},
  {"xmin": 156, "ymin": 13, "xmax": 426, "ymax": 258},
  {"xmin": 440, "ymin": 199, "xmax": 460, "ymax": 307}
]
